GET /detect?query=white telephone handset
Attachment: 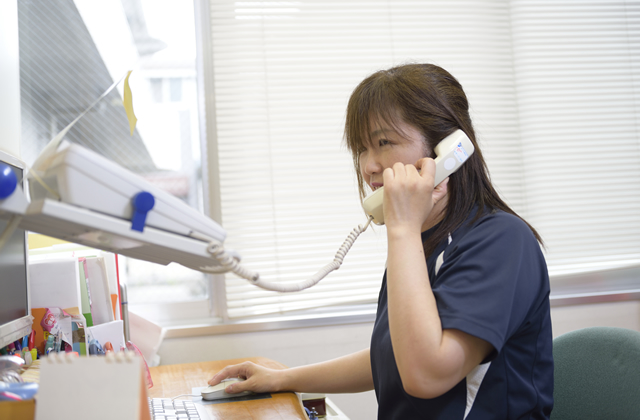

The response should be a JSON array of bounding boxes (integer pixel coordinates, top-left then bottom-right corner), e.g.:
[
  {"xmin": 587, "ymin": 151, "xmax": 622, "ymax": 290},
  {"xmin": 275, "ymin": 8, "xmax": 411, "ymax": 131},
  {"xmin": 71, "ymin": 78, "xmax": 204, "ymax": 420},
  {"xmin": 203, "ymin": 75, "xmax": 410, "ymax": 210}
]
[
  {"xmin": 205, "ymin": 129, "xmax": 474, "ymax": 292},
  {"xmin": 362, "ymin": 130, "xmax": 474, "ymax": 225}
]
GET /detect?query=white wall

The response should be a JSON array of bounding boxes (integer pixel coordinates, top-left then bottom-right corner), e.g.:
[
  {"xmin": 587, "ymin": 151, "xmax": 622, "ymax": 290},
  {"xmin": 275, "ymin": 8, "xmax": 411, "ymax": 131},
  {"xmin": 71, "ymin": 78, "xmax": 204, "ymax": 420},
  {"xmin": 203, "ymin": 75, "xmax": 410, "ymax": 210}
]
[
  {"xmin": 551, "ymin": 301, "xmax": 640, "ymax": 338},
  {"xmin": 0, "ymin": 0, "xmax": 21, "ymax": 158},
  {"xmin": 157, "ymin": 301, "xmax": 640, "ymax": 420}
]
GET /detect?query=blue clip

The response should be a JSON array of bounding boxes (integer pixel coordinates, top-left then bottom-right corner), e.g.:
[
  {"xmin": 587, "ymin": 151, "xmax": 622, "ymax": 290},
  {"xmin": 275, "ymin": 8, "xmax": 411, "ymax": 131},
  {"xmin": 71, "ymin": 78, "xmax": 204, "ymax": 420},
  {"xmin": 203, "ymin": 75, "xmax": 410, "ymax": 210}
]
[
  {"xmin": 131, "ymin": 191, "xmax": 155, "ymax": 232},
  {"xmin": 0, "ymin": 163, "xmax": 18, "ymax": 199}
]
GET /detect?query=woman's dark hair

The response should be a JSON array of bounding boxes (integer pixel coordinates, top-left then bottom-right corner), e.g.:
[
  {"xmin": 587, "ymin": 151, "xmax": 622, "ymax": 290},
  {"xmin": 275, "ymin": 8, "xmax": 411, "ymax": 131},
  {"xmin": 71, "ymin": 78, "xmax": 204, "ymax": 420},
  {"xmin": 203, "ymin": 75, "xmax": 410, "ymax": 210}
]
[{"xmin": 344, "ymin": 63, "xmax": 542, "ymax": 255}]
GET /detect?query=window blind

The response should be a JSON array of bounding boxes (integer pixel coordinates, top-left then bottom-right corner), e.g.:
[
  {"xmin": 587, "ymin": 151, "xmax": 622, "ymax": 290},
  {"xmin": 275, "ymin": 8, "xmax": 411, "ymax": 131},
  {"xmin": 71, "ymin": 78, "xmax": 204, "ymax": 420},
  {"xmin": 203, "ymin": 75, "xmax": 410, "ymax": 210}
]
[
  {"xmin": 509, "ymin": 0, "xmax": 640, "ymax": 274},
  {"xmin": 206, "ymin": 0, "xmax": 524, "ymax": 318}
]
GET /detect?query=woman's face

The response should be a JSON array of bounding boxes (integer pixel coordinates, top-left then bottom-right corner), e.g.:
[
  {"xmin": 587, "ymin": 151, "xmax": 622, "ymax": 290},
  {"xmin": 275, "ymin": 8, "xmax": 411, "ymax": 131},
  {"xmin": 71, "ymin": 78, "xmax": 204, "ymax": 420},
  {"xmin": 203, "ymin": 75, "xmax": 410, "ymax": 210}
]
[{"xmin": 359, "ymin": 118, "xmax": 430, "ymax": 192}]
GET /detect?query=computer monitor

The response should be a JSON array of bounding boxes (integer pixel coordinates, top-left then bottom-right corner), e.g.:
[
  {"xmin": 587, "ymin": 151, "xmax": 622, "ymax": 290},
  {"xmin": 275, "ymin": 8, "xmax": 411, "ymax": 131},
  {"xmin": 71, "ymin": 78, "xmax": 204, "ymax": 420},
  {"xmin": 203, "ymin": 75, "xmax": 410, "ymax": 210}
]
[{"xmin": 0, "ymin": 150, "xmax": 31, "ymax": 349}]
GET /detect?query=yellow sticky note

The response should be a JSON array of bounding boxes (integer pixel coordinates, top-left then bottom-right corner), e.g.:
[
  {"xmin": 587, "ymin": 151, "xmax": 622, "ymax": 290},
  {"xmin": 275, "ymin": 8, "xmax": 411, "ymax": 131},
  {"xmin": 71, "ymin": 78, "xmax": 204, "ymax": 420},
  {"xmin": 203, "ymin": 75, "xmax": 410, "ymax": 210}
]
[
  {"xmin": 27, "ymin": 233, "xmax": 69, "ymax": 249},
  {"xmin": 123, "ymin": 70, "xmax": 137, "ymax": 135}
]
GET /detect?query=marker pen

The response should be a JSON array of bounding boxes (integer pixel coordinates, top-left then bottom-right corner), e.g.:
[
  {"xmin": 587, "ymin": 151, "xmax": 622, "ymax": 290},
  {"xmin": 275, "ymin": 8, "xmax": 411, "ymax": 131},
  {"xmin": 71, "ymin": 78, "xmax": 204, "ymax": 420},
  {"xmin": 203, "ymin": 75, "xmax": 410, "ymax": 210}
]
[{"xmin": 28, "ymin": 330, "xmax": 35, "ymax": 350}]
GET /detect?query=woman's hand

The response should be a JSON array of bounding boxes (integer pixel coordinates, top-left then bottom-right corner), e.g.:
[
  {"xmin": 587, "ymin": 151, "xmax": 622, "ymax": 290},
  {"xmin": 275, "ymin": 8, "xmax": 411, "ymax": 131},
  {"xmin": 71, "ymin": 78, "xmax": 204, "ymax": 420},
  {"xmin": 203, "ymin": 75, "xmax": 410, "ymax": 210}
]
[
  {"xmin": 208, "ymin": 361, "xmax": 286, "ymax": 394},
  {"xmin": 208, "ymin": 350, "xmax": 374, "ymax": 395},
  {"xmin": 382, "ymin": 157, "xmax": 449, "ymax": 232}
]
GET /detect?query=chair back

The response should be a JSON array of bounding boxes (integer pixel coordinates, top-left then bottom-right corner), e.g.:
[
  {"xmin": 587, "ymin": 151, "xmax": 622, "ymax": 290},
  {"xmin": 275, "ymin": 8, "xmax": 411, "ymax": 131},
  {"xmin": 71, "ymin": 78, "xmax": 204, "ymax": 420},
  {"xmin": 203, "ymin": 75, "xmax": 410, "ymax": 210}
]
[{"xmin": 552, "ymin": 326, "xmax": 640, "ymax": 419}]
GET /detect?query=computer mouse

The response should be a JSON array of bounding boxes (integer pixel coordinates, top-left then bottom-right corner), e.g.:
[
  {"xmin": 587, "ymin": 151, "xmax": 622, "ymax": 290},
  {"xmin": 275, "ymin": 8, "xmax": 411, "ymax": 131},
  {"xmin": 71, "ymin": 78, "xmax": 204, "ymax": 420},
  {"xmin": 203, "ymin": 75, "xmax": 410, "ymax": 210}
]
[{"xmin": 201, "ymin": 377, "xmax": 253, "ymax": 401}]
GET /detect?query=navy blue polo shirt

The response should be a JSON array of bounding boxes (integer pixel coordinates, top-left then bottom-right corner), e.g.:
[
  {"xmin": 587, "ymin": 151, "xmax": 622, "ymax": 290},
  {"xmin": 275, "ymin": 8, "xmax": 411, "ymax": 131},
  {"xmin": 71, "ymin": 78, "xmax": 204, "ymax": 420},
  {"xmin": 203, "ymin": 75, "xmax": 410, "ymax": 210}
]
[{"xmin": 370, "ymin": 208, "xmax": 554, "ymax": 419}]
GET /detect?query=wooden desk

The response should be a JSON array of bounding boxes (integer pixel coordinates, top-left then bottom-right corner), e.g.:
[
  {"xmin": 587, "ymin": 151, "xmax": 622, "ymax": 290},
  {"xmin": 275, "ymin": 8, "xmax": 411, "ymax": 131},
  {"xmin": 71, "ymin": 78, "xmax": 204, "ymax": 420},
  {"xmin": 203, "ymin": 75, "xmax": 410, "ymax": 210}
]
[{"xmin": 148, "ymin": 357, "xmax": 308, "ymax": 419}]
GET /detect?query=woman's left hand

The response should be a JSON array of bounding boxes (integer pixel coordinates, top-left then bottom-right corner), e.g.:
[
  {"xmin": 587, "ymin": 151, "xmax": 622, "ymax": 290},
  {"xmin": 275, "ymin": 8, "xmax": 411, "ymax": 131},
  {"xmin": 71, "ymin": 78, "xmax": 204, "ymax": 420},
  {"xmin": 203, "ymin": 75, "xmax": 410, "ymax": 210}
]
[{"xmin": 382, "ymin": 157, "xmax": 449, "ymax": 232}]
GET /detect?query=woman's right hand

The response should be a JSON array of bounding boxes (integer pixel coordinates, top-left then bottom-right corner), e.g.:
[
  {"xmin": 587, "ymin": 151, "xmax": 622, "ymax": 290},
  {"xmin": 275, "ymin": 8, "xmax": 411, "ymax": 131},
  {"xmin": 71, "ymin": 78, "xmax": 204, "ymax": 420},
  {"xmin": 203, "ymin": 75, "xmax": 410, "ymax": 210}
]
[{"xmin": 208, "ymin": 361, "xmax": 287, "ymax": 395}]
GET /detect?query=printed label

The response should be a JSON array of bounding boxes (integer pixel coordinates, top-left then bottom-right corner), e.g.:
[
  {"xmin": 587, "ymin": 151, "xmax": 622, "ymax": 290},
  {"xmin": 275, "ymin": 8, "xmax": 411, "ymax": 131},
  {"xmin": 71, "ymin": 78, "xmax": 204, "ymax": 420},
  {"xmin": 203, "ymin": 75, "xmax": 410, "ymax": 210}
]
[{"xmin": 453, "ymin": 142, "xmax": 469, "ymax": 163}]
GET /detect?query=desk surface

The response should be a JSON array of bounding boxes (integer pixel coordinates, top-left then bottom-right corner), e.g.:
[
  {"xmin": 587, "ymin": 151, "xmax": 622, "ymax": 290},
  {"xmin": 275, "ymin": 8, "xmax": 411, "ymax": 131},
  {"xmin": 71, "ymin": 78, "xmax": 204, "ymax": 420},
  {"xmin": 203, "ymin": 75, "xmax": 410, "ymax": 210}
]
[{"xmin": 148, "ymin": 357, "xmax": 308, "ymax": 420}]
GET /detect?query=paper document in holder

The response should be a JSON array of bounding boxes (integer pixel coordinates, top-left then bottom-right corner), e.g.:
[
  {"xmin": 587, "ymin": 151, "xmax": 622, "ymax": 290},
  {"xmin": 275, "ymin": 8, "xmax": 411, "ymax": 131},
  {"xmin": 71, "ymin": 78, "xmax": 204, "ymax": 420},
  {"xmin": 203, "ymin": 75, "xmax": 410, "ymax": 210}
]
[{"xmin": 29, "ymin": 140, "xmax": 225, "ymax": 242}]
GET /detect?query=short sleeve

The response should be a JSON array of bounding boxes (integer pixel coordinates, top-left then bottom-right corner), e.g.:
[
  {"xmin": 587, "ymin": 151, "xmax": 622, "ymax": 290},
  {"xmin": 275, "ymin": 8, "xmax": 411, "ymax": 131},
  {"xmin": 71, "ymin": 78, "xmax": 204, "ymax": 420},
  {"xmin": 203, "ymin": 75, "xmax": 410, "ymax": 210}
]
[{"xmin": 430, "ymin": 212, "xmax": 549, "ymax": 354}]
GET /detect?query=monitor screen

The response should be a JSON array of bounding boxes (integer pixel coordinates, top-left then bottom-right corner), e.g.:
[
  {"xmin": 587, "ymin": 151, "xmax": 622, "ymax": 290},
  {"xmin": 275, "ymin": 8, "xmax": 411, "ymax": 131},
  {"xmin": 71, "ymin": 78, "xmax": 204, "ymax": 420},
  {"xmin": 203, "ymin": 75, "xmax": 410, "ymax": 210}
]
[
  {"xmin": 0, "ymin": 157, "xmax": 31, "ymax": 349},
  {"xmin": 0, "ymin": 217, "xmax": 28, "ymax": 323}
]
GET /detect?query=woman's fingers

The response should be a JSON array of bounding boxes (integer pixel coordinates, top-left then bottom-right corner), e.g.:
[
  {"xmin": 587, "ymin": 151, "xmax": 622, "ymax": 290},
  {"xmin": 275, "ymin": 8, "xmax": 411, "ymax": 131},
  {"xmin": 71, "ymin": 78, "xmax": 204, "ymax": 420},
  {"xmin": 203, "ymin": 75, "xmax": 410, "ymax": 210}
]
[
  {"xmin": 416, "ymin": 158, "xmax": 436, "ymax": 182},
  {"xmin": 208, "ymin": 361, "xmax": 254, "ymax": 385},
  {"xmin": 209, "ymin": 361, "xmax": 284, "ymax": 394}
]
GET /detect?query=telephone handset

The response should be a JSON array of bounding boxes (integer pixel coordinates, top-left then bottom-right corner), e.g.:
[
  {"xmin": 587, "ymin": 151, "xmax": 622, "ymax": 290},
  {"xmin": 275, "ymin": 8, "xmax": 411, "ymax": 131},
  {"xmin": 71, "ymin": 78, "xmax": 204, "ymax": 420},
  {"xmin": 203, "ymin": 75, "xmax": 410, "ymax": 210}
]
[
  {"xmin": 362, "ymin": 129, "xmax": 475, "ymax": 225},
  {"xmin": 206, "ymin": 129, "xmax": 474, "ymax": 292}
]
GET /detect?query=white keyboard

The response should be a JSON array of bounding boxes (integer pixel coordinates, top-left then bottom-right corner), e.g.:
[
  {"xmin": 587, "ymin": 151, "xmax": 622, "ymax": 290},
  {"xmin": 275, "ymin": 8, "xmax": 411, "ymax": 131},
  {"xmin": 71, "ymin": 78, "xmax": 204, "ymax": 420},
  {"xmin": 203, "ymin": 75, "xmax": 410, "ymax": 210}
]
[{"xmin": 149, "ymin": 398, "xmax": 210, "ymax": 420}]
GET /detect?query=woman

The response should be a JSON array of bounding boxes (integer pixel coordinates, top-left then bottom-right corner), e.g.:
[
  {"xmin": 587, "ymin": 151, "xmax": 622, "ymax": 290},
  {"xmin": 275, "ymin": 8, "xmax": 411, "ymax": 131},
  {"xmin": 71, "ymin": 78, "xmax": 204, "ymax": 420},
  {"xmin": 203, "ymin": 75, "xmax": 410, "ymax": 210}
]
[{"xmin": 208, "ymin": 63, "xmax": 554, "ymax": 419}]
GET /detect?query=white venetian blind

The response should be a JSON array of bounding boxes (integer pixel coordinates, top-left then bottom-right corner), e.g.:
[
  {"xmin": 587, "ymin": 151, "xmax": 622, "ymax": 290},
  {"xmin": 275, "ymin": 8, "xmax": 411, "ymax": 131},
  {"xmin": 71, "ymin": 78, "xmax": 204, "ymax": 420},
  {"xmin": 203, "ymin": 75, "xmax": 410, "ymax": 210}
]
[
  {"xmin": 206, "ymin": 0, "xmax": 525, "ymax": 318},
  {"xmin": 510, "ymin": 0, "xmax": 640, "ymax": 274}
]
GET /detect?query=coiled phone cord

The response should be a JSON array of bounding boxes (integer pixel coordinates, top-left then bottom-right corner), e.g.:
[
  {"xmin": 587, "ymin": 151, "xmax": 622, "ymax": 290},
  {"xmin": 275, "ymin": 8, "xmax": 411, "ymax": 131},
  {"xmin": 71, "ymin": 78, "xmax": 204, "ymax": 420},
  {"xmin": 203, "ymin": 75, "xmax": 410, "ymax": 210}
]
[{"xmin": 196, "ymin": 215, "xmax": 375, "ymax": 292}]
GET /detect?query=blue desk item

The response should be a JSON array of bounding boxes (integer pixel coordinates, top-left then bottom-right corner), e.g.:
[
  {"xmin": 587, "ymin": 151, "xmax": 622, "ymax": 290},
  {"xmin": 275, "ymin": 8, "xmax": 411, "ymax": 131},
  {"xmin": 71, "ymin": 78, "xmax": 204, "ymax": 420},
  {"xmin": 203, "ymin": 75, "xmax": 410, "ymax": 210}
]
[
  {"xmin": 0, "ymin": 382, "xmax": 39, "ymax": 401},
  {"xmin": 88, "ymin": 339, "xmax": 105, "ymax": 356},
  {"xmin": 0, "ymin": 163, "xmax": 18, "ymax": 199},
  {"xmin": 131, "ymin": 191, "xmax": 155, "ymax": 232}
]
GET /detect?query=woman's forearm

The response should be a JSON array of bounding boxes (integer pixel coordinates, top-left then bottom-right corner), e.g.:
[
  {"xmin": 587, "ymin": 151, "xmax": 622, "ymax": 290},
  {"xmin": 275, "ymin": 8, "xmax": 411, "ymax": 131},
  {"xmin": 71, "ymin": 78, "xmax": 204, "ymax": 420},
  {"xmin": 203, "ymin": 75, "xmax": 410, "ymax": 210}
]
[
  {"xmin": 281, "ymin": 348, "xmax": 374, "ymax": 394},
  {"xmin": 385, "ymin": 230, "xmax": 446, "ymax": 389},
  {"xmin": 386, "ymin": 229, "xmax": 491, "ymax": 398}
]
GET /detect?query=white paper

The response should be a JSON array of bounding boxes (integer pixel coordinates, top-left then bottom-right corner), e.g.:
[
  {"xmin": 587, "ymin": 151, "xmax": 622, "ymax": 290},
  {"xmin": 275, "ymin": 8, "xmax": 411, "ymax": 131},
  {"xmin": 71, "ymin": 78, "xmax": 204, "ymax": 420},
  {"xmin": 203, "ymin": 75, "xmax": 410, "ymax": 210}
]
[
  {"xmin": 100, "ymin": 251, "xmax": 121, "ymax": 320},
  {"xmin": 88, "ymin": 320, "xmax": 125, "ymax": 352},
  {"xmin": 84, "ymin": 256, "xmax": 115, "ymax": 325},
  {"xmin": 129, "ymin": 311, "xmax": 166, "ymax": 367},
  {"xmin": 29, "ymin": 257, "xmax": 81, "ymax": 310}
]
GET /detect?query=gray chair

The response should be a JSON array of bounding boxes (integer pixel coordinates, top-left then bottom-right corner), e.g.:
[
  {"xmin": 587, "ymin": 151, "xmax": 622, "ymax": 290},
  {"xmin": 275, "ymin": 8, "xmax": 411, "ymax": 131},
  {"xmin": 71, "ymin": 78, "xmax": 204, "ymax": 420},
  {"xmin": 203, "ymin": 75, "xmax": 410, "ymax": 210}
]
[{"xmin": 552, "ymin": 326, "xmax": 640, "ymax": 420}]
